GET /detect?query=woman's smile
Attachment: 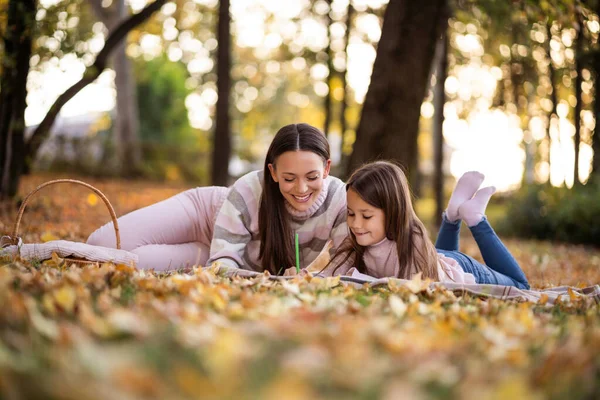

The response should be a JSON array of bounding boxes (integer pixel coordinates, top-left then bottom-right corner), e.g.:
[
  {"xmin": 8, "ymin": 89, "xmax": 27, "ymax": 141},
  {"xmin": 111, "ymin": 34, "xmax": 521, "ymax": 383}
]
[{"xmin": 292, "ymin": 193, "xmax": 313, "ymax": 203}]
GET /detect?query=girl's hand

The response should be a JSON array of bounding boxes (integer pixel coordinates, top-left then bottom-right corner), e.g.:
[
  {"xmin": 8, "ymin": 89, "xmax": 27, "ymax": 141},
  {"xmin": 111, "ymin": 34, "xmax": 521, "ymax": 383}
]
[{"xmin": 284, "ymin": 241, "xmax": 332, "ymax": 276}]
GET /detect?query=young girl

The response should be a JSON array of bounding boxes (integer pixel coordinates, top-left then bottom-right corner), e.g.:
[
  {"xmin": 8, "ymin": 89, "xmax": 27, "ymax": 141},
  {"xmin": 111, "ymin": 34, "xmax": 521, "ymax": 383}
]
[
  {"xmin": 323, "ymin": 161, "xmax": 530, "ymax": 290},
  {"xmin": 87, "ymin": 123, "xmax": 348, "ymax": 273}
]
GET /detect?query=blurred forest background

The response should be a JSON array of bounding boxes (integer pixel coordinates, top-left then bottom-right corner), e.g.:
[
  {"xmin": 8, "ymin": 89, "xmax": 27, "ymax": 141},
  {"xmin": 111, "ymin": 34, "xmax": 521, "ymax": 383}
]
[{"xmin": 1, "ymin": 0, "xmax": 600, "ymax": 246}]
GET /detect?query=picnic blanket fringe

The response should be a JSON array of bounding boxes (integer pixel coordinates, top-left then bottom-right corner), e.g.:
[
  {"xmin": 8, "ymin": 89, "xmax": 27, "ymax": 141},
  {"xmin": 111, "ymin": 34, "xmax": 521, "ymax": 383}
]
[{"xmin": 213, "ymin": 264, "xmax": 600, "ymax": 306}]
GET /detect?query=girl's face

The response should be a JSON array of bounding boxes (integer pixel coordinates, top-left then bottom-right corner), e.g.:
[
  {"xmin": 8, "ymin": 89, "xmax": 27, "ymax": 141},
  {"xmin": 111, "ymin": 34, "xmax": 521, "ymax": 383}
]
[
  {"xmin": 346, "ymin": 188, "xmax": 386, "ymax": 246},
  {"xmin": 268, "ymin": 150, "xmax": 331, "ymax": 212}
]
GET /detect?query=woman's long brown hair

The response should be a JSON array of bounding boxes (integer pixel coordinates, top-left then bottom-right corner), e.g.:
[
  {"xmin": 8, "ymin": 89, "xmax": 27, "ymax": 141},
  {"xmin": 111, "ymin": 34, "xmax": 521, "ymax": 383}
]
[
  {"xmin": 329, "ymin": 161, "xmax": 439, "ymax": 280},
  {"xmin": 258, "ymin": 123, "xmax": 330, "ymax": 275}
]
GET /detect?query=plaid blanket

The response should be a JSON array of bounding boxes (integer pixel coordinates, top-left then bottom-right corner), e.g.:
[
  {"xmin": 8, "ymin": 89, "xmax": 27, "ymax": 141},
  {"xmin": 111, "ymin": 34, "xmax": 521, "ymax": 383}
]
[{"xmin": 218, "ymin": 266, "xmax": 600, "ymax": 306}]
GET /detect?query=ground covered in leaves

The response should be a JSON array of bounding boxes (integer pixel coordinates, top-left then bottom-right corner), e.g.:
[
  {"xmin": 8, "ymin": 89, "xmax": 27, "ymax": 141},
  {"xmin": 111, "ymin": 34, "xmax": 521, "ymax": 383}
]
[{"xmin": 1, "ymin": 174, "xmax": 599, "ymax": 399}]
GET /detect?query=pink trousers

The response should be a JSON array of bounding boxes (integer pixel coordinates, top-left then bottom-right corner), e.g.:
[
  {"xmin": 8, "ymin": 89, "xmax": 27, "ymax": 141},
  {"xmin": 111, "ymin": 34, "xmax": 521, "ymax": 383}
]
[{"xmin": 87, "ymin": 187, "xmax": 228, "ymax": 271}]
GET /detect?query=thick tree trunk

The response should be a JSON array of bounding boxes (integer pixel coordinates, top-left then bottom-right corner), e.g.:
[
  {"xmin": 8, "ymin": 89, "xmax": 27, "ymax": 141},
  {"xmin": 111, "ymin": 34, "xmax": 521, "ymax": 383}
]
[
  {"xmin": 112, "ymin": 0, "xmax": 142, "ymax": 177},
  {"xmin": 347, "ymin": 0, "xmax": 445, "ymax": 183},
  {"xmin": 0, "ymin": 0, "xmax": 36, "ymax": 201},
  {"xmin": 89, "ymin": 0, "xmax": 142, "ymax": 177},
  {"xmin": 113, "ymin": 44, "xmax": 142, "ymax": 176},
  {"xmin": 433, "ymin": 6, "xmax": 448, "ymax": 227},
  {"xmin": 211, "ymin": 0, "xmax": 231, "ymax": 186},
  {"xmin": 573, "ymin": 11, "xmax": 584, "ymax": 186}
]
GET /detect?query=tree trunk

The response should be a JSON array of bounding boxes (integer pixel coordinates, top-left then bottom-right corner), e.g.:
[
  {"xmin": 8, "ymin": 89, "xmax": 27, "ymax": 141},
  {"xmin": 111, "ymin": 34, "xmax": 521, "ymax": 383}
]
[
  {"xmin": 338, "ymin": 1, "xmax": 354, "ymax": 178},
  {"xmin": 573, "ymin": 10, "xmax": 584, "ymax": 186},
  {"xmin": 592, "ymin": 2, "xmax": 600, "ymax": 182},
  {"xmin": 89, "ymin": 0, "xmax": 142, "ymax": 177},
  {"xmin": 510, "ymin": 8, "xmax": 536, "ymax": 186},
  {"xmin": 545, "ymin": 20, "xmax": 558, "ymax": 176},
  {"xmin": 112, "ymin": 0, "xmax": 142, "ymax": 177},
  {"xmin": 347, "ymin": 0, "xmax": 446, "ymax": 184},
  {"xmin": 0, "ymin": 0, "xmax": 36, "ymax": 201},
  {"xmin": 509, "ymin": 16, "xmax": 532, "ymax": 186},
  {"xmin": 211, "ymin": 0, "xmax": 231, "ymax": 186},
  {"xmin": 593, "ymin": 52, "xmax": 600, "ymax": 180},
  {"xmin": 433, "ymin": 4, "xmax": 448, "ymax": 227},
  {"xmin": 323, "ymin": 0, "xmax": 334, "ymax": 140}
]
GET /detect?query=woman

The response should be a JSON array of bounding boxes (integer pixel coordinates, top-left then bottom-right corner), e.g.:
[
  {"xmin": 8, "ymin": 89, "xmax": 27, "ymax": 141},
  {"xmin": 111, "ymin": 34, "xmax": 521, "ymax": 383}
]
[{"xmin": 88, "ymin": 123, "xmax": 348, "ymax": 273}]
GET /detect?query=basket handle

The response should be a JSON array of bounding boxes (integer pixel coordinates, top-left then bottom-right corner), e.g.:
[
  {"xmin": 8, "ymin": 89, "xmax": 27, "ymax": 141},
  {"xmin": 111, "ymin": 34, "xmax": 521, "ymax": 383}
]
[{"xmin": 5, "ymin": 179, "xmax": 121, "ymax": 249}]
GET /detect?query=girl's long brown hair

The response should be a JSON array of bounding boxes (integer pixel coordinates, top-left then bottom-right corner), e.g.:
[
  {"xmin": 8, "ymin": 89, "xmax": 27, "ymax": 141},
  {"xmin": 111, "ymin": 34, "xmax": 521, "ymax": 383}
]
[
  {"xmin": 258, "ymin": 123, "xmax": 330, "ymax": 275},
  {"xmin": 329, "ymin": 161, "xmax": 439, "ymax": 280}
]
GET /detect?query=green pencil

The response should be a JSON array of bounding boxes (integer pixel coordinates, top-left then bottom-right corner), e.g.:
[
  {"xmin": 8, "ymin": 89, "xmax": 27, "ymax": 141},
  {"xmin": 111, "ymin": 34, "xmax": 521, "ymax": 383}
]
[{"xmin": 295, "ymin": 233, "xmax": 300, "ymax": 273}]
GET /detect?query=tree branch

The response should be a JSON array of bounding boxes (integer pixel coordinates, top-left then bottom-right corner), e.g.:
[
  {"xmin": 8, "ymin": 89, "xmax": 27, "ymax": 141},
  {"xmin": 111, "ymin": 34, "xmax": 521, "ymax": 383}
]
[{"xmin": 26, "ymin": 0, "xmax": 168, "ymax": 161}]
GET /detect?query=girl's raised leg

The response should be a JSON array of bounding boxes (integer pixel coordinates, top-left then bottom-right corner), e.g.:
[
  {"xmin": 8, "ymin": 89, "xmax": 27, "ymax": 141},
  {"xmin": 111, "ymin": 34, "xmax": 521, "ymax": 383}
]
[
  {"xmin": 459, "ymin": 187, "xmax": 529, "ymax": 289},
  {"xmin": 435, "ymin": 171, "xmax": 484, "ymax": 251}
]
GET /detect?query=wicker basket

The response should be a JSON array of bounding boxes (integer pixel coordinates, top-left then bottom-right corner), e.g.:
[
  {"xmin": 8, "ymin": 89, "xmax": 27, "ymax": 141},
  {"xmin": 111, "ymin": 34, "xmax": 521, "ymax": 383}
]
[{"xmin": 1, "ymin": 179, "xmax": 125, "ymax": 266}]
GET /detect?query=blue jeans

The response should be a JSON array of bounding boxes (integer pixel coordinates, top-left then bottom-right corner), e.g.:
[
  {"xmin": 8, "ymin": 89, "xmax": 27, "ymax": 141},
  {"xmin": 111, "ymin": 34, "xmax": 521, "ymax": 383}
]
[{"xmin": 434, "ymin": 214, "xmax": 530, "ymax": 290}]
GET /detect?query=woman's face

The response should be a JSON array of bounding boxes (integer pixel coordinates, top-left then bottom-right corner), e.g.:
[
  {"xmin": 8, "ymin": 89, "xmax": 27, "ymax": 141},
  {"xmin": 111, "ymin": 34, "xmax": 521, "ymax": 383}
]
[{"xmin": 268, "ymin": 150, "xmax": 331, "ymax": 212}]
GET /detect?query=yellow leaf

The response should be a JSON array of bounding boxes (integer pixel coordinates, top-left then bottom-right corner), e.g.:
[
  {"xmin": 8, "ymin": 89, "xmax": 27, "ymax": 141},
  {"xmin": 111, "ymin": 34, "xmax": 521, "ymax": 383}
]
[
  {"xmin": 43, "ymin": 252, "xmax": 65, "ymax": 269},
  {"xmin": 537, "ymin": 293, "xmax": 549, "ymax": 305},
  {"xmin": 205, "ymin": 330, "xmax": 247, "ymax": 378},
  {"xmin": 387, "ymin": 278, "xmax": 402, "ymax": 293},
  {"xmin": 54, "ymin": 286, "xmax": 77, "ymax": 314},
  {"xmin": 116, "ymin": 263, "xmax": 135, "ymax": 274},
  {"xmin": 211, "ymin": 291, "xmax": 228, "ymax": 311},
  {"xmin": 42, "ymin": 293, "xmax": 57, "ymax": 316},
  {"xmin": 52, "ymin": 252, "xmax": 63, "ymax": 264},
  {"xmin": 87, "ymin": 193, "xmax": 98, "ymax": 207},
  {"xmin": 567, "ymin": 287, "xmax": 579, "ymax": 302},
  {"xmin": 324, "ymin": 275, "xmax": 340, "ymax": 288},
  {"xmin": 41, "ymin": 232, "xmax": 59, "ymax": 243},
  {"xmin": 402, "ymin": 272, "xmax": 432, "ymax": 294},
  {"xmin": 310, "ymin": 275, "xmax": 341, "ymax": 290}
]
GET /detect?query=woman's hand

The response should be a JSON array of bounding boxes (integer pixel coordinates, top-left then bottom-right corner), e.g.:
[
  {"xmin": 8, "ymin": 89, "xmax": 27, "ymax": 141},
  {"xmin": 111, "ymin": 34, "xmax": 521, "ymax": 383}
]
[
  {"xmin": 305, "ymin": 240, "xmax": 332, "ymax": 273},
  {"xmin": 283, "ymin": 266, "xmax": 300, "ymax": 276},
  {"xmin": 283, "ymin": 267, "xmax": 315, "ymax": 277}
]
